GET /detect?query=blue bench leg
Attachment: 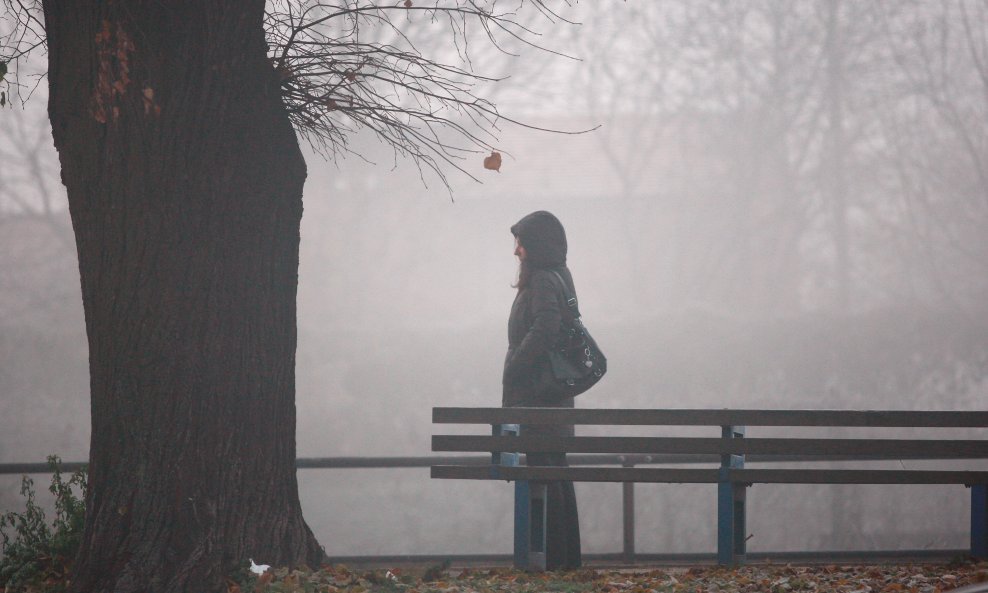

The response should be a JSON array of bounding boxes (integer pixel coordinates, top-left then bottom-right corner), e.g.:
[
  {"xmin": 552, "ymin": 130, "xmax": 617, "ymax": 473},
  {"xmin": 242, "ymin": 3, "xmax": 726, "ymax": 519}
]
[
  {"xmin": 514, "ymin": 480, "xmax": 530, "ymax": 568},
  {"xmin": 717, "ymin": 480, "xmax": 733, "ymax": 565},
  {"xmin": 717, "ymin": 479, "xmax": 747, "ymax": 565},
  {"xmin": 718, "ymin": 425, "xmax": 746, "ymax": 566},
  {"xmin": 973, "ymin": 484, "xmax": 987, "ymax": 559}
]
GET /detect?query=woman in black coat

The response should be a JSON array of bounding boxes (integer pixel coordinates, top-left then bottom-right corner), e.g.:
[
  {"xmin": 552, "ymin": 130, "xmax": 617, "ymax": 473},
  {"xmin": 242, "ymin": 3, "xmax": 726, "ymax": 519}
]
[{"xmin": 502, "ymin": 210, "xmax": 582, "ymax": 570}]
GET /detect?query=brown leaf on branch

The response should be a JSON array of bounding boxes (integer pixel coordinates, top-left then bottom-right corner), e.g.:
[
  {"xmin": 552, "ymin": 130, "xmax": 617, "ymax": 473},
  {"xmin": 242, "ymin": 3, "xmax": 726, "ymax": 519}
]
[{"xmin": 483, "ymin": 151, "xmax": 502, "ymax": 172}]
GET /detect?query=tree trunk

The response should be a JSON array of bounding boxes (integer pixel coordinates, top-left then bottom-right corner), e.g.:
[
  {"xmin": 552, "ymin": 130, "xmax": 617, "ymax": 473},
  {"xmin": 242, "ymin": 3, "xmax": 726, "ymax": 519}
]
[{"xmin": 43, "ymin": 2, "xmax": 325, "ymax": 592}]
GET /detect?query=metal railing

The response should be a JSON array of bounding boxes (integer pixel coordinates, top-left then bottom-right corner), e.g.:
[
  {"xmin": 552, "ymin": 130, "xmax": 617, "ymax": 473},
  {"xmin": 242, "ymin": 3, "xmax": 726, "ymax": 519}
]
[{"xmin": 0, "ymin": 454, "xmax": 972, "ymax": 565}]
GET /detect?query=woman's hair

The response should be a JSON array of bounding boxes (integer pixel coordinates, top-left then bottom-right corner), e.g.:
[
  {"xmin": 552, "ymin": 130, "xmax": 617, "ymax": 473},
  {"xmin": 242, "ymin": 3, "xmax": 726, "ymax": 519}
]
[
  {"xmin": 513, "ymin": 258, "xmax": 532, "ymax": 290},
  {"xmin": 510, "ymin": 211, "xmax": 567, "ymax": 290}
]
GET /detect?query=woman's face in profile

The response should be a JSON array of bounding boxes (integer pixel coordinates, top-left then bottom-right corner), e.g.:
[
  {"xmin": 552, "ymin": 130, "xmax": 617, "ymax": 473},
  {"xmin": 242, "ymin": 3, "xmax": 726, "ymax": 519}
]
[{"xmin": 514, "ymin": 236, "xmax": 527, "ymax": 261}]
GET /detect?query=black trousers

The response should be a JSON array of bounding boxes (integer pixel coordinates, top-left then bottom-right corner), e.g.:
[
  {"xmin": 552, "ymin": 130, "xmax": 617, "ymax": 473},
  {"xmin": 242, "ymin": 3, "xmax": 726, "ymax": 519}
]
[
  {"xmin": 526, "ymin": 450, "xmax": 582, "ymax": 570},
  {"xmin": 506, "ymin": 390, "xmax": 582, "ymax": 570}
]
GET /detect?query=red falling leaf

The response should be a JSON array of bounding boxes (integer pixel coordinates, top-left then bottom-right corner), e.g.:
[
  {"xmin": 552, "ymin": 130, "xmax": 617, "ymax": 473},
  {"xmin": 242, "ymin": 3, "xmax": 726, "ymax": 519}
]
[{"xmin": 483, "ymin": 151, "xmax": 502, "ymax": 172}]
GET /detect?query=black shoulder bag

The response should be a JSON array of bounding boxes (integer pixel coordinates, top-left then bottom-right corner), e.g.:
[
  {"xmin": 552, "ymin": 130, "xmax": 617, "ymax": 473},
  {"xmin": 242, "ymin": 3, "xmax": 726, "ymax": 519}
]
[{"xmin": 546, "ymin": 270, "xmax": 607, "ymax": 397}]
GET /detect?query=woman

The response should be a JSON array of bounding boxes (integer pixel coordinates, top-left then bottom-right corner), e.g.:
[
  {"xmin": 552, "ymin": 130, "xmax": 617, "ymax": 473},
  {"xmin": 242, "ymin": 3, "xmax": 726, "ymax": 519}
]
[{"xmin": 502, "ymin": 210, "xmax": 582, "ymax": 570}]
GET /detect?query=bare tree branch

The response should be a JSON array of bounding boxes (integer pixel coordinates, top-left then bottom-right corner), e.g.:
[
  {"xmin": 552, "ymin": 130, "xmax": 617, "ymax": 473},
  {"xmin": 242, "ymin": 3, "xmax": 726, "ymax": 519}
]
[
  {"xmin": 264, "ymin": 1, "xmax": 588, "ymax": 187},
  {"xmin": 0, "ymin": 0, "xmax": 45, "ymax": 105}
]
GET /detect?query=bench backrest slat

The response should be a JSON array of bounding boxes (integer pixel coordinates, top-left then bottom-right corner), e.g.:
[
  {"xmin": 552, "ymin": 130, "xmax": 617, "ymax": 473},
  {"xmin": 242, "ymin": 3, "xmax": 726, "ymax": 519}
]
[
  {"xmin": 431, "ymin": 464, "xmax": 988, "ymax": 485},
  {"xmin": 431, "ymin": 465, "xmax": 723, "ymax": 483},
  {"xmin": 432, "ymin": 434, "xmax": 988, "ymax": 458},
  {"xmin": 433, "ymin": 407, "xmax": 988, "ymax": 427},
  {"xmin": 734, "ymin": 468, "xmax": 988, "ymax": 485}
]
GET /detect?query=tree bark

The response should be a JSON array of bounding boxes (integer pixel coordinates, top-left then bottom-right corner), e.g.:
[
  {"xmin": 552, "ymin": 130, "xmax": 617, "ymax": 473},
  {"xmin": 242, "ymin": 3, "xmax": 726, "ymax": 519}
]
[{"xmin": 43, "ymin": 2, "xmax": 325, "ymax": 592}]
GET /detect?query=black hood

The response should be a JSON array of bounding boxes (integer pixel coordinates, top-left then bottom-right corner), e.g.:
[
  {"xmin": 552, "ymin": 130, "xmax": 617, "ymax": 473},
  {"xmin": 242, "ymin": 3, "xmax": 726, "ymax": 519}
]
[{"xmin": 511, "ymin": 211, "xmax": 567, "ymax": 269}]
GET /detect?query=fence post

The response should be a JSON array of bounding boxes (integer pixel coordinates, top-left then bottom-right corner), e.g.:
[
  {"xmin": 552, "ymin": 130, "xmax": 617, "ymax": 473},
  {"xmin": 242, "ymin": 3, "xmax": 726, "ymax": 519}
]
[
  {"xmin": 717, "ymin": 425, "xmax": 746, "ymax": 566},
  {"xmin": 622, "ymin": 457, "xmax": 636, "ymax": 564},
  {"xmin": 973, "ymin": 484, "xmax": 987, "ymax": 559}
]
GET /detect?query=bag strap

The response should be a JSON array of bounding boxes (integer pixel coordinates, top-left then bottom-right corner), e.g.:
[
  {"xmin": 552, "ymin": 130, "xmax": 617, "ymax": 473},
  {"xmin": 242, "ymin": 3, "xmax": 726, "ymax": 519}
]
[{"xmin": 548, "ymin": 269, "xmax": 581, "ymax": 319}]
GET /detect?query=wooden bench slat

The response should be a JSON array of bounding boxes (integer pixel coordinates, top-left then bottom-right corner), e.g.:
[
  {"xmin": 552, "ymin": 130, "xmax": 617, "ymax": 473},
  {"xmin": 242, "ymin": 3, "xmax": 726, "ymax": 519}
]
[
  {"xmin": 433, "ymin": 435, "xmax": 988, "ymax": 458},
  {"xmin": 734, "ymin": 469, "xmax": 988, "ymax": 484},
  {"xmin": 430, "ymin": 465, "xmax": 722, "ymax": 483},
  {"xmin": 433, "ymin": 407, "xmax": 988, "ymax": 428},
  {"xmin": 430, "ymin": 465, "xmax": 988, "ymax": 485}
]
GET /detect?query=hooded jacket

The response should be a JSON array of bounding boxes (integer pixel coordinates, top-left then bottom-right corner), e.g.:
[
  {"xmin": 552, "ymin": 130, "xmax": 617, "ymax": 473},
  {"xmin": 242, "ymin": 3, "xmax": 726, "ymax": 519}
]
[
  {"xmin": 502, "ymin": 211, "xmax": 576, "ymax": 407},
  {"xmin": 502, "ymin": 211, "xmax": 584, "ymax": 570}
]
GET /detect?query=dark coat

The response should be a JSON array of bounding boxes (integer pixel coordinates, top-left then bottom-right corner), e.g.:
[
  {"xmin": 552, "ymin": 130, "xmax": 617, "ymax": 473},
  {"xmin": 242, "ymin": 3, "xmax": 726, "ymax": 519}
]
[
  {"xmin": 502, "ymin": 210, "xmax": 576, "ymax": 408},
  {"xmin": 502, "ymin": 267, "xmax": 576, "ymax": 408},
  {"xmin": 501, "ymin": 211, "xmax": 582, "ymax": 569}
]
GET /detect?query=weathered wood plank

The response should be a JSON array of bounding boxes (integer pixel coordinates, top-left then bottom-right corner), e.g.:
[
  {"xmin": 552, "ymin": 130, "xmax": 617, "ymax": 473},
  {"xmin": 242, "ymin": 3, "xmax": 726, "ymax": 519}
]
[
  {"xmin": 433, "ymin": 407, "xmax": 988, "ymax": 428},
  {"xmin": 431, "ymin": 465, "xmax": 988, "ymax": 485},
  {"xmin": 431, "ymin": 465, "xmax": 722, "ymax": 483},
  {"xmin": 433, "ymin": 435, "xmax": 988, "ymax": 458},
  {"xmin": 731, "ymin": 469, "xmax": 988, "ymax": 485}
]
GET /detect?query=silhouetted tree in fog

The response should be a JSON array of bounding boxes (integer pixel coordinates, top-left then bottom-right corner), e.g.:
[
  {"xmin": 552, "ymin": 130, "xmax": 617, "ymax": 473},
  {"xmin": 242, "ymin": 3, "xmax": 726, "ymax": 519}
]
[
  {"xmin": 875, "ymin": 0, "xmax": 988, "ymax": 312},
  {"xmin": 1, "ymin": 2, "xmax": 574, "ymax": 592},
  {"xmin": 0, "ymin": 101, "xmax": 75, "ymax": 325}
]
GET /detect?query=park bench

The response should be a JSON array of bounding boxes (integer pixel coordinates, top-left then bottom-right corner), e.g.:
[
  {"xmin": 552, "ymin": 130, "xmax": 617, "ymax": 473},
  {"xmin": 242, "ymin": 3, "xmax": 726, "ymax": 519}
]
[{"xmin": 431, "ymin": 407, "xmax": 988, "ymax": 570}]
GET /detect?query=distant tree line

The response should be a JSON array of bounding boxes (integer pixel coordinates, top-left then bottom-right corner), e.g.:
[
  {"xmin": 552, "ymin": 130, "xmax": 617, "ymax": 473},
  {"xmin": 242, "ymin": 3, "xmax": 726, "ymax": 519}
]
[{"xmin": 567, "ymin": 1, "xmax": 988, "ymax": 318}]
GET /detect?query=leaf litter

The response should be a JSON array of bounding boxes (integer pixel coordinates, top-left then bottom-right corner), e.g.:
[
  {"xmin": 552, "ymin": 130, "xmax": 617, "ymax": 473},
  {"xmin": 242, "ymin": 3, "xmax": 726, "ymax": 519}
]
[{"xmin": 231, "ymin": 559, "xmax": 988, "ymax": 593}]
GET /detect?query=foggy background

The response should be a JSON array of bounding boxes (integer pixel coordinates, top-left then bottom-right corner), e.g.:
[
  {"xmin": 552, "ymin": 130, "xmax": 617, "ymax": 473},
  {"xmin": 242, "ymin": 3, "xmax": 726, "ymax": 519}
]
[{"xmin": 2, "ymin": 1, "xmax": 987, "ymax": 558}]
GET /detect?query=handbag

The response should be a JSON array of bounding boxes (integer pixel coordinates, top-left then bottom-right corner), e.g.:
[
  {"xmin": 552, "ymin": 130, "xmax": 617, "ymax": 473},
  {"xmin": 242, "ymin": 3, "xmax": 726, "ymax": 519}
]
[{"xmin": 546, "ymin": 270, "xmax": 607, "ymax": 397}]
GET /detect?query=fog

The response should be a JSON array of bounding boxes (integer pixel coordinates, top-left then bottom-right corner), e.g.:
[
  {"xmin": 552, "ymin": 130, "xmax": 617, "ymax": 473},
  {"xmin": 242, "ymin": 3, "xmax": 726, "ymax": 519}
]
[{"xmin": 2, "ymin": 1, "xmax": 987, "ymax": 558}]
